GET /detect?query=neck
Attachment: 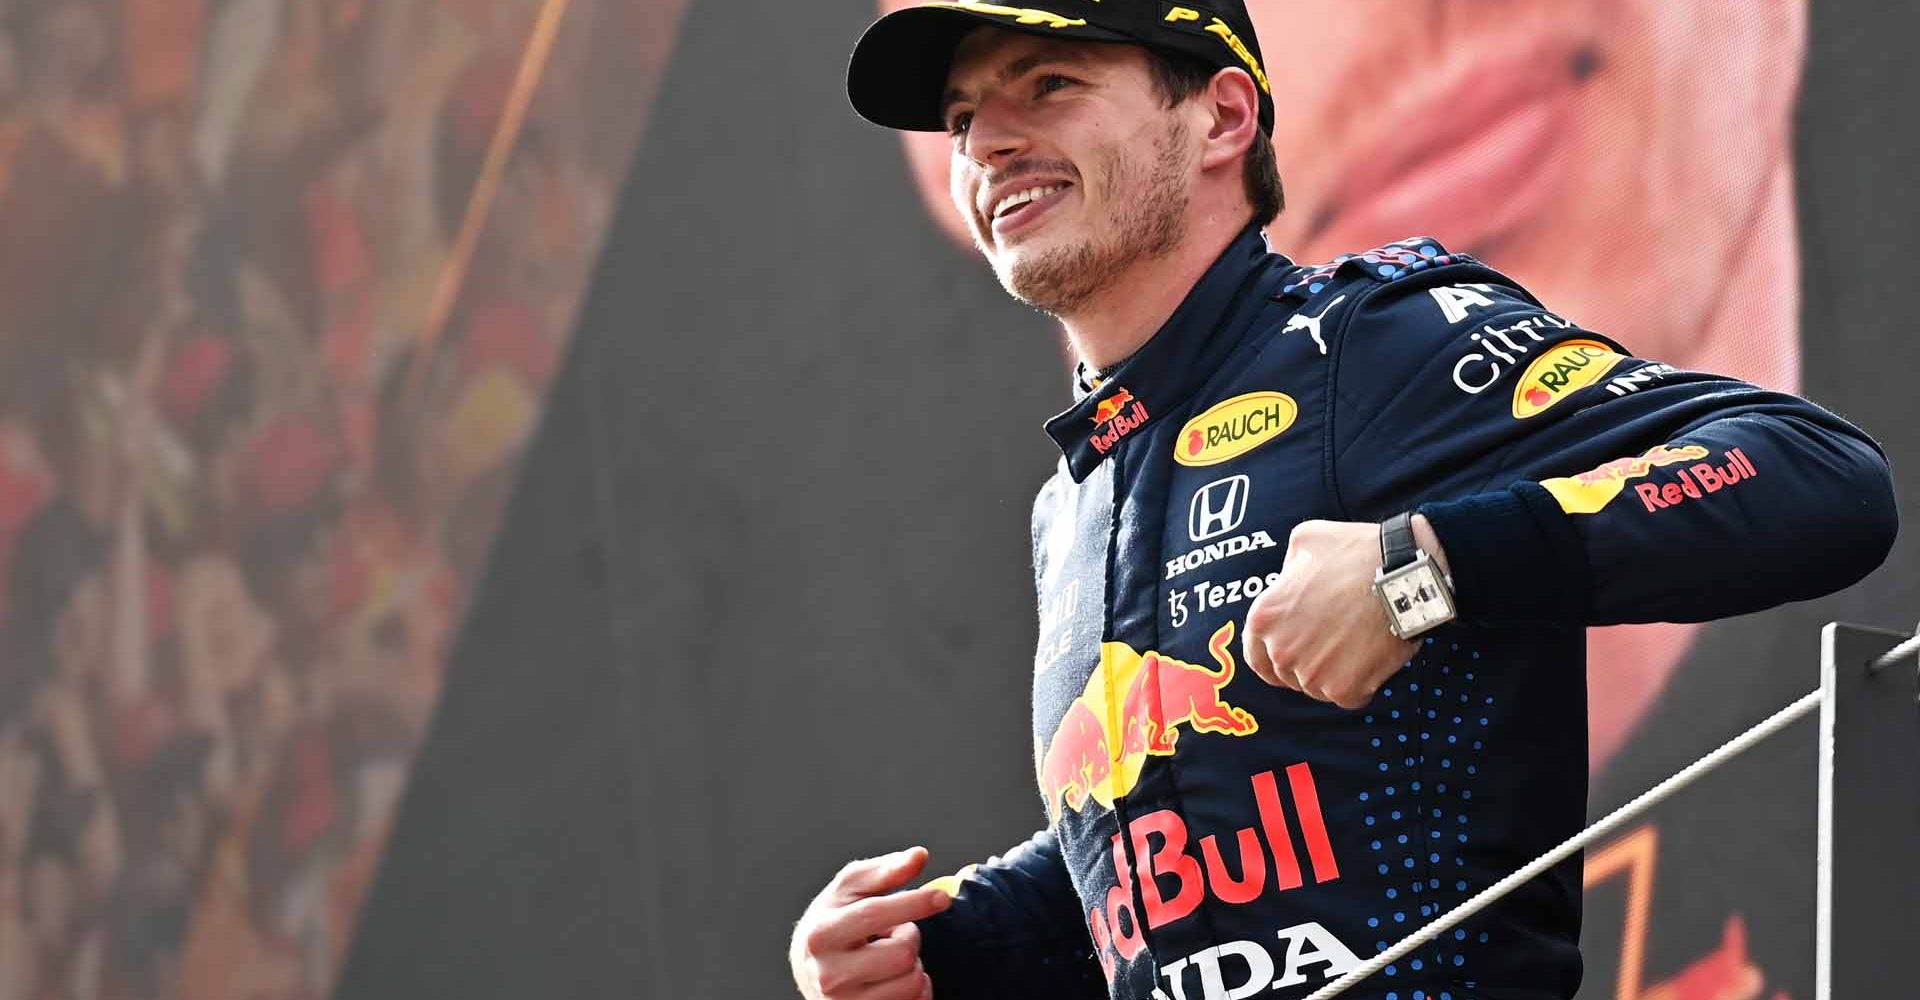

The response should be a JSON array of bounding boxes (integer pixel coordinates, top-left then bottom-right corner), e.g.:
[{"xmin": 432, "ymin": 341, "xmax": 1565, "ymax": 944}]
[{"xmin": 1056, "ymin": 213, "xmax": 1248, "ymax": 370}]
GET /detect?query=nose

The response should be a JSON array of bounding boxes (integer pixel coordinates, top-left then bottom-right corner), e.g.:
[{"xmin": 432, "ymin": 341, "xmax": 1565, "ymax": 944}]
[{"xmin": 960, "ymin": 95, "xmax": 1029, "ymax": 170}]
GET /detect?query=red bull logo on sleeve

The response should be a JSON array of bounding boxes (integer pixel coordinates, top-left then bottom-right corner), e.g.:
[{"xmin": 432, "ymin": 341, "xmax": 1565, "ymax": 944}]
[
  {"xmin": 1540, "ymin": 443, "xmax": 1711, "ymax": 515},
  {"xmin": 1039, "ymin": 623, "xmax": 1258, "ymax": 821},
  {"xmin": 1635, "ymin": 448, "xmax": 1757, "ymax": 512}
]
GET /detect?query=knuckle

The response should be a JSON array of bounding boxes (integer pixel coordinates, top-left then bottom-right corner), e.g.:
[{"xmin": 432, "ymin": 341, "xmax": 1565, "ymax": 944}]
[
  {"xmin": 880, "ymin": 944, "xmax": 920, "ymax": 978},
  {"xmin": 801, "ymin": 921, "xmax": 836, "ymax": 955},
  {"xmin": 796, "ymin": 958, "xmax": 821, "ymax": 996},
  {"xmin": 1244, "ymin": 604, "xmax": 1276, "ymax": 632},
  {"xmin": 815, "ymin": 963, "xmax": 852, "ymax": 993}
]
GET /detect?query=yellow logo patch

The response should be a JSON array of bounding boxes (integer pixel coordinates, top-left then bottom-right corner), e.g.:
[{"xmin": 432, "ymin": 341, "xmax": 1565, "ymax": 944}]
[
  {"xmin": 1174, "ymin": 392, "xmax": 1297, "ymax": 467},
  {"xmin": 1203, "ymin": 18, "xmax": 1270, "ymax": 94},
  {"xmin": 921, "ymin": 2, "xmax": 1086, "ymax": 29},
  {"xmin": 1511, "ymin": 339, "xmax": 1626, "ymax": 419}
]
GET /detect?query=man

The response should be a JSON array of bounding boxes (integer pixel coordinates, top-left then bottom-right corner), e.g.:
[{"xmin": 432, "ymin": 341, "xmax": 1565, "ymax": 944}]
[
  {"xmin": 877, "ymin": 0, "xmax": 1810, "ymax": 775},
  {"xmin": 790, "ymin": 3, "xmax": 1895, "ymax": 1000}
]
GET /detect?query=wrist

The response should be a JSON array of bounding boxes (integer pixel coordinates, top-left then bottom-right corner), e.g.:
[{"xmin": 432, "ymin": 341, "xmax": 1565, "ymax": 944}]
[
  {"xmin": 1409, "ymin": 513, "xmax": 1451, "ymax": 578},
  {"xmin": 1416, "ymin": 486, "xmax": 1592, "ymax": 627}
]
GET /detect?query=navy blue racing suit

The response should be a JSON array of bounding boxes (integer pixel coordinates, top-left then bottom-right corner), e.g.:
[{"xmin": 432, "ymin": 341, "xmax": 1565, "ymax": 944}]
[{"xmin": 914, "ymin": 226, "xmax": 1896, "ymax": 1000}]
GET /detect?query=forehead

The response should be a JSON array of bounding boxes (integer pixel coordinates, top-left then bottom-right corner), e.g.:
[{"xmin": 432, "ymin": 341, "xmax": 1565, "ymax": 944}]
[{"xmin": 943, "ymin": 27, "xmax": 1144, "ymax": 94}]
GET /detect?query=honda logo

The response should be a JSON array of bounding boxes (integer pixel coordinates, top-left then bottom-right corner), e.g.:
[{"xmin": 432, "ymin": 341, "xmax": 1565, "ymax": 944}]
[{"xmin": 1188, "ymin": 475, "xmax": 1250, "ymax": 542}]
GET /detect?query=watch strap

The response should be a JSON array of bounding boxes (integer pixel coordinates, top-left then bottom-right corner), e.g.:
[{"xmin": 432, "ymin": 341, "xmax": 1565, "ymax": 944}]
[{"xmin": 1380, "ymin": 511, "xmax": 1418, "ymax": 573}]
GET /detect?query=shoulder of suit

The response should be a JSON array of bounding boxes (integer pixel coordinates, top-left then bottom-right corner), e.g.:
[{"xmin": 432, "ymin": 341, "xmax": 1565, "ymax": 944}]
[
  {"xmin": 1274, "ymin": 236, "xmax": 1479, "ymax": 309},
  {"xmin": 1266, "ymin": 237, "xmax": 1548, "ymax": 355}
]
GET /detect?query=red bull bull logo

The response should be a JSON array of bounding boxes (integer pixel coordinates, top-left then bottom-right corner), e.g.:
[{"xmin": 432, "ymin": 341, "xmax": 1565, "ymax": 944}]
[
  {"xmin": 1089, "ymin": 387, "xmax": 1149, "ymax": 455},
  {"xmin": 1540, "ymin": 442, "xmax": 1711, "ymax": 515},
  {"xmin": 1039, "ymin": 623, "xmax": 1258, "ymax": 821},
  {"xmin": 1090, "ymin": 388, "xmax": 1137, "ymax": 425}
]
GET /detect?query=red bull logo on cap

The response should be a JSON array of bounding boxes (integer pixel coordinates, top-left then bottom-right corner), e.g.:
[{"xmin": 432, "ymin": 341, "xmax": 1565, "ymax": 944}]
[{"xmin": 1039, "ymin": 622, "xmax": 1258, "ymax": 821}]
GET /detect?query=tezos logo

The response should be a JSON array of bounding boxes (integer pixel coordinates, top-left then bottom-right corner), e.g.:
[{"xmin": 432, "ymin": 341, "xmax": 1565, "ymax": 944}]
[
  {"xmin": 1510, "ymin": 339, "xmax": 1625, "ymax": 418},
  {"xmin": 1175, "ymin": 392, "xmax": 1297, "ymax": 467}
]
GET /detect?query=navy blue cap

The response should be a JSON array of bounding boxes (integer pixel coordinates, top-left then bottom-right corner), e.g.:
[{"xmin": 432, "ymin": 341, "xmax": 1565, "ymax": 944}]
[{"xmin": 848, "ymin": 1, "xmax": 1274, "ymax": 134}]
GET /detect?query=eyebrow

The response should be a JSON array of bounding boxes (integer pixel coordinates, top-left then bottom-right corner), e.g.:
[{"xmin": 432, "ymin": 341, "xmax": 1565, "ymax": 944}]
[{"xmin": 938, "ymin": 49, "xmax": 1088, "ymax": 121}]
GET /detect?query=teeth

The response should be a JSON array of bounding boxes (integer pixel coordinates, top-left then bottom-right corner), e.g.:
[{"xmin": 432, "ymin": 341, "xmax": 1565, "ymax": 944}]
[{"xmin": 992, "ymin": 183, "xmax": 1067, "ymax": 220}]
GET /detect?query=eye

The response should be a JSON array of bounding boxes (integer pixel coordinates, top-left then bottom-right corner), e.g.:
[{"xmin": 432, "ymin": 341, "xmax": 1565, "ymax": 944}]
[
  {"xmin": 1036, "ymin": 73, "xmax": 1075, "ymax": 95},
  {"xmin": 946, "ymin": 110, "xmax": 973, "ymax": 138}
]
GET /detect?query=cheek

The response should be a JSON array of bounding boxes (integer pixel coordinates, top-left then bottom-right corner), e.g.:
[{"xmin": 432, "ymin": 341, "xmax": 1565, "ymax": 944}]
[
  {"xmin": 946, "ymin": 161, "xmax": 966, "ymax": 212},
  {"xmin": 897, "ymin": 132, "xmax": 977, "ymax": 249},
  {"xmin": 947, "ymin": 157, "xmax": 978, "ymax": 224}
]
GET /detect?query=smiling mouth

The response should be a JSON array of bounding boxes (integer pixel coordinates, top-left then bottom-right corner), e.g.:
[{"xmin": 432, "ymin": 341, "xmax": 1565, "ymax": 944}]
[
  {"xmin": 986, "ymin": 182, "xmax": 1074, "ymax": 240},
  {"xmin": 991, "ymin": 182, "xmax": 1071, "ymax": 220}
]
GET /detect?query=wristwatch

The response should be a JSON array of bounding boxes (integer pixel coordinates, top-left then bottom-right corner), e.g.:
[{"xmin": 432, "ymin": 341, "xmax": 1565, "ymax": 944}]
[{"xmin": 1373, "ymin": 512, "xmax": 1457, "ymax": 639}]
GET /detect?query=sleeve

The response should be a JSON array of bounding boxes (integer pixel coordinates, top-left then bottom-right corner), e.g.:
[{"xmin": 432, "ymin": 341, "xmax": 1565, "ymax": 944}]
[
  {"xmin": 1324, "ymin": 264, "xmax": 1898, "ymax": 628},
  {"xmin": 915, "ymin": 829, "xmax": 1107, "ymax": 1000}
]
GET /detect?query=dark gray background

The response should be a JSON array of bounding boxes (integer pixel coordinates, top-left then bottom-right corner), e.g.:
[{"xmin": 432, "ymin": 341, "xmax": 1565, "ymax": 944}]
[{"xmin": 336, "ymin": 2, "xmax": 1920, "ymax": 997}]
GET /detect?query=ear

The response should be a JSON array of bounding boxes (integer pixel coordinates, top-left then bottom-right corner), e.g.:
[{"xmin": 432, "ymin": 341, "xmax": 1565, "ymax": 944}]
[{"xmin": 1197, "ymin": 67, "xmax": 1261, "ymax": 174}]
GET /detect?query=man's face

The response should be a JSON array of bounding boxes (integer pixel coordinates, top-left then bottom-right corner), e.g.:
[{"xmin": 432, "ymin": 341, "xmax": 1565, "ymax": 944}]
[{"xmin": 941, "ymin": 29, "xmax": 1197, "ymax": 315}]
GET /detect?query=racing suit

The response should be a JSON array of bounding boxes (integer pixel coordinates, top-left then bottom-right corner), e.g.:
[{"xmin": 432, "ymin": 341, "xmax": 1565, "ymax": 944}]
[{"xmin": 914, "ymin": 225, "xmax": 1897, "ymax": 1000}]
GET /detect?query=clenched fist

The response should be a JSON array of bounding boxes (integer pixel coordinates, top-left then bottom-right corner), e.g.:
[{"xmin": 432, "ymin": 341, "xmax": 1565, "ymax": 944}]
[
  {"xmin": 1241, "ymin": 517, "xmax": 1449, "ymax": 709},
  {"xmin": 791, "ymin": 847, "xmax": 951, "ymax": 1000}
]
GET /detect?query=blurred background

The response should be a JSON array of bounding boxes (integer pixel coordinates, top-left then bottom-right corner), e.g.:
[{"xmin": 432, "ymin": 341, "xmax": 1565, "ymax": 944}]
[{"xmin": 0, "ymin": 1, "xmax": 1910, "ymax": 999}]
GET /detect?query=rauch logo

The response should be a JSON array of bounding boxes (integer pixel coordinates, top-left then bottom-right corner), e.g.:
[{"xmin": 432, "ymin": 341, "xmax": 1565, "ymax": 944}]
[
  {"xmin": 1175, "ymin": 392, "xmax": 1297, "ymax": 467},
  {"xmin": 1511, "ymin": 339, "xmax": 1626, "ymax": 418}
]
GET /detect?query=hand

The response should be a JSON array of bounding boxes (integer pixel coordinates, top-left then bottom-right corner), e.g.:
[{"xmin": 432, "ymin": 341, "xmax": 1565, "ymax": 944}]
[
  {"xmin": 1241, "ymin": 518, "xmax": 1444, "ymax": 709},
  {"xmin": 791, "ymin": 847, "xmax": 951, "ymax": 1000}
]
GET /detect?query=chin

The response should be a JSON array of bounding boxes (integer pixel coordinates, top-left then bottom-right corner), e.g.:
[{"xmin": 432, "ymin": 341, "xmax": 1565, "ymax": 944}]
[{"xmin": 988, "ymin": 239, "xmax": 1049, "ymax": 286}]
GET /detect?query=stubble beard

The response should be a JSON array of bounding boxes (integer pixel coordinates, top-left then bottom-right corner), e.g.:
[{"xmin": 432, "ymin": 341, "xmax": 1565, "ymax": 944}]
[{"xmin": 988, "ymin": 119, "xmax": 1193, "ymax": 317}]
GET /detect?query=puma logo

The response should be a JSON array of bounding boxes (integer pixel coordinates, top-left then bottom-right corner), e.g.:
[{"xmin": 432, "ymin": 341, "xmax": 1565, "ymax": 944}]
[{"xmin": 1282, "ymin": 294, "xmax": 1346, "ymax": 355}]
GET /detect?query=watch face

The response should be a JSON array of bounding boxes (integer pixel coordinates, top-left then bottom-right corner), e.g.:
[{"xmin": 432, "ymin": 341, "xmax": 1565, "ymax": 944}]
[{"xmin": 1380, "ymin": 563, "xmax": 1452, "ymax": 633}]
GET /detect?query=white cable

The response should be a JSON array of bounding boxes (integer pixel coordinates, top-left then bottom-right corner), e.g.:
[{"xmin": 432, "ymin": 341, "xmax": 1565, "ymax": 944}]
[
  {"xmin": 1303, "ymin": 689, "xmax": 1824, "ymax": 1000},
  {"xmin": 1869, "ymin": 631, "xmax": 1920, "ymax": 672}
]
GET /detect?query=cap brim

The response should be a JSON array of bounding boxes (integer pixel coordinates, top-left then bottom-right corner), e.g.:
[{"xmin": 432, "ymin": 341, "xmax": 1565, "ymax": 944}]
[{"xmin": 848, "ymin": 5, "xmax": 1130, "ymax": 132}]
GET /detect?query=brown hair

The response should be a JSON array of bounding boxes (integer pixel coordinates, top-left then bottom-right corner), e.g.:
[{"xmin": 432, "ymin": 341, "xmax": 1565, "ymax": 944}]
[{"xmin": 1144, "ymin": 48, "xmax": 1284, "ymax": 226}]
